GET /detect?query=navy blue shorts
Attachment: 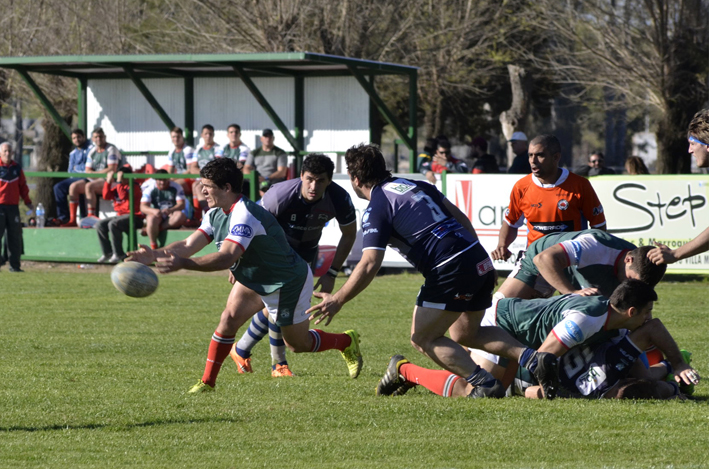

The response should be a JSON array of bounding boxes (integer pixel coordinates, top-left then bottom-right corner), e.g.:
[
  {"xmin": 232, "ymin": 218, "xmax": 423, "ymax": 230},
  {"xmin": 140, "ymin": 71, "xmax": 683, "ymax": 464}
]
[{"xmin": 416, "ymin": 242, "xmax": 495, "ymax": 313}]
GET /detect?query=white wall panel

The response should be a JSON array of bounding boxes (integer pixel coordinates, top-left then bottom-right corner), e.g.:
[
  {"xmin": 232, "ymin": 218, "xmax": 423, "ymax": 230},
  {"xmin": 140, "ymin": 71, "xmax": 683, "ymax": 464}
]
[{"xmin": 87, "ymin": 78, "xmax": 184, "ymax": 152}]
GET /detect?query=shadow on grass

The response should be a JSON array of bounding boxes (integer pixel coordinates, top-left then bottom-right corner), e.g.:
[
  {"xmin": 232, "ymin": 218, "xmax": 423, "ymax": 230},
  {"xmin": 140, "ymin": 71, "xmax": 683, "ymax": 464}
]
[{"xmin": 0, "ymin": 416, "xmax": 242, "ymax": 433}]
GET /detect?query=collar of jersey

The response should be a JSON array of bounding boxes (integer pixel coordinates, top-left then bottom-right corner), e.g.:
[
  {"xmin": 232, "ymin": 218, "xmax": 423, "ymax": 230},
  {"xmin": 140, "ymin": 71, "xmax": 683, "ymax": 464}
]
[
  {"xmin": 223, "ymin": 195, "xmax": 242, "ymax": 215},
  {"xmin": 531, "ymin": 167, "xmax": 569, "ymax": 188}
]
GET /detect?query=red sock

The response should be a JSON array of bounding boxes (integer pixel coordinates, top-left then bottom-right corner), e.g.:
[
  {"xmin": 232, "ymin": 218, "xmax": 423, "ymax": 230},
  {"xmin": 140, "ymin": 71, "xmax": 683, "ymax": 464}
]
[
  {"xmin": 68, "ymin": 200, "xmax": 79, "ymax": 224},
  {"xmin": 400, "ymin": 363, "xmax": 460, "ymax": 397},
  {"xmin": 308, "ymin": 329, "xmax": 351, "ymax": 352},
  {"xmin": 150, "ymin": 242, "xmax": 158, "ymax": 249},
  {"xmin": 88, "ymin": 206, "xmax": 96, "ymax": 217},
  {"xmin": 201, "ymin": 331, "xmax": 236, "ymax": 387}
]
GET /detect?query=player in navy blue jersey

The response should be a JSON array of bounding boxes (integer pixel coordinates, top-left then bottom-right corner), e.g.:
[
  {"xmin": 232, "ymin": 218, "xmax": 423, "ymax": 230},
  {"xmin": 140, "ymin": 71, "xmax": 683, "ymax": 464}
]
[
  {"xmin": 307, "ymin": 143, "xmax": 560, "ymax": 398},
  {"xmin": 231, "ymin": 154, "xmax": 358, "ymax": 377}
]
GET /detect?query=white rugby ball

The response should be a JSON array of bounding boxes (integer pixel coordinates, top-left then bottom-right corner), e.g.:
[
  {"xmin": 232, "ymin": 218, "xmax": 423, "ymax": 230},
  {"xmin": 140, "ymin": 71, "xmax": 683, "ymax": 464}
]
[{"xmin": 111, "ymin": 261, "xmax": 159, "ymax": 298}]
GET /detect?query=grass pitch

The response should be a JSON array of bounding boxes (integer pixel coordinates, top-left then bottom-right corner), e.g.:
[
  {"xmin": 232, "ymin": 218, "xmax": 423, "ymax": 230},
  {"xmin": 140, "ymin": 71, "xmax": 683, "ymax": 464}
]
[{"xmin": 1, "ymin": 265, "xmax": 708, "ymax": 468}]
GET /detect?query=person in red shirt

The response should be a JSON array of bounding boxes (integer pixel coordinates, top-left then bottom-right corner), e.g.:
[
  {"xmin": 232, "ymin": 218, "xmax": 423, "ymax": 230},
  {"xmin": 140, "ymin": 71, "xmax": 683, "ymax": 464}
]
[
  {"xmin": 95, "ymin": 165, "xmax": 143, "ymax": 263},
  {"xmin": 0, "ymin": 142, "xmax": 33, "ymax": 272}
]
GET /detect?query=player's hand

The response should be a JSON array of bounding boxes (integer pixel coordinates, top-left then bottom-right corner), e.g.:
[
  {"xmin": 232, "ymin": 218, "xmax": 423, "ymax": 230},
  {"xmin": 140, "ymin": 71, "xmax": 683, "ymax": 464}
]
[
  {"xmin": 314, "ymin": 274, "xmax": 336, "ymax": 294},
  {"xmin": 571, "ymin": 287, "xmax": 600, "ymax": 296},
  {"xmin": 126, "ymin": 244, "xmax": 155, "ymax": 265},
  {"xmin": 647, "ymin": 243, "xmax": 677, "ymax": 265},
  {"xmin": 155, "ymin": 251, "xmax": 183, "ymax": 273},
  {"xmin": 675, "ymin": 365, "xmax": 700, "ymax": 386},
  {"xmin": 306, "ymin": 291, "xmax": 342, "ymax": 326},
  {"xmin": 228, "ymin": 271, "xmax": 236, "ymax": 285},
  {"xmin": 491, "ymin": 246, "xmax": 512, "ymax": 261}
]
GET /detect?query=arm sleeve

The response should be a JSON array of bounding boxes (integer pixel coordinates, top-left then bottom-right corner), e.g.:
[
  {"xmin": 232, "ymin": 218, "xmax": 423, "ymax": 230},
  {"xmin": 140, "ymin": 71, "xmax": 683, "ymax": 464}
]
[
  {"xmin": 504, "ymin": 183, "xmax": 526, "ymax": 228},
  {"xmin": 559, "ymin": 234, "xmax": 621, "ymax": 268},
  {"xmin": 580, "ymin": 179, "xmax": 607, "ymax": 228},
  {"xmin": 332, "ymin": 186, "xmax": 357, "ymax": 225},
  {"xmin": 102, "ymin": 182, "xmax": 116, "ymax": 201},
  {"xmin": 551, "ymin": 310, "xmax": 607, "ymax": 349},
  {"xmin": 276, "ymin": 150, "xmax": 288, "ymax": 168},
  {"xmin": 361, "ymin": 198, "xmax": 392, "ymax": 251},
  {"xmin": 18, "ymin": 170, "xmax": 31, "ymax": 205},
  {"xmin": 107, "ymin": 146, "xmax": 121, "ymax": 166}
]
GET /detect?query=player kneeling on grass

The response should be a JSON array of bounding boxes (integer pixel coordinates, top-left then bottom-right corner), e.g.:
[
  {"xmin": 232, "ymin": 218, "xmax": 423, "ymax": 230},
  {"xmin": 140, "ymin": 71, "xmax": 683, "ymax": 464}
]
[{"xmin": 127, "ymin": 158, "xmax": 362, "ymax": 393}]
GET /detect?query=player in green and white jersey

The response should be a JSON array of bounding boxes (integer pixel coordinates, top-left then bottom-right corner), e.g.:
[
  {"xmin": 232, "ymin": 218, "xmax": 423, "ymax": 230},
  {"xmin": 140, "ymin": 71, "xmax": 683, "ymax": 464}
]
[
  {"xmin": 140, "ymin": 169, "xmax": 187, "ymax": 250},
  {"xmin": 167, "ymin": 126, "xmax": 194, "ymax": 175},
  {"xmin": 188, "ymin": 124, "xmax": 224, "ymax": 218},
  {"xmin": 222, "ymin": 123, "xmax": 250, "ymax": 170},
  {"xmin": 84, "ymin": 127, "xmax": 122, "ymax": 219},
  {"xmin": 127, "ymin": 158, "xmax": 362, "ymax": 393}
]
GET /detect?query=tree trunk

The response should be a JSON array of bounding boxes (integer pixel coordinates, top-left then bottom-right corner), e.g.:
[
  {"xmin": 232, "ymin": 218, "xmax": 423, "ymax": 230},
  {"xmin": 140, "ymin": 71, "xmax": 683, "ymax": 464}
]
[
  {"xmin": 500, "ymin": 64, "xmax": 530, "ymax": 167},
  {"xmin": 37, "ymin": 115, "xmax": 73, "ymax": 218}
]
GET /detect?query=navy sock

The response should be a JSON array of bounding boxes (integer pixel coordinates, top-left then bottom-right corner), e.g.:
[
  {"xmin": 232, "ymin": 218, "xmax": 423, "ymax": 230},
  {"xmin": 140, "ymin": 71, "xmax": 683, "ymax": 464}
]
[
  {"xmin": 519, "ymin": 348, "xmax": 539, "ymax": 373},
  {"xmin": 465, "ymin": 365, "xmax": 496, "ymax": 388}
]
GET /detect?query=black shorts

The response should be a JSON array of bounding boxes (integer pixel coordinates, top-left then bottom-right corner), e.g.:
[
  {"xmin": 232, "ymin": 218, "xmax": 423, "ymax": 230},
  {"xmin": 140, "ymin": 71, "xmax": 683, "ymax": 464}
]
[{"xmin": 416, "ymin": 242, "xmax": 495, "ymax": 313}]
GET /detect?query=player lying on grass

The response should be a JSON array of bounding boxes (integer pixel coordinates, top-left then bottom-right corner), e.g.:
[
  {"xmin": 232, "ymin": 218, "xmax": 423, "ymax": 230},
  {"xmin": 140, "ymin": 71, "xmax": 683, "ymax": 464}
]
[
  {"xmin": 377, "ymin": 317, "xmax": 699, "ymax": 399},
  {"xmin": 449, "ymin": 229, "xmax": 666, "ymax": 353},
  {"xmin": 127, "ymin": 158, "xmax": 362, "ymax": 394},
  {"xmin": 377, "ymin": 280, "xmax": 663, "ymax": 397},
  {"xmin": 308, "ymin": 143, "xmax": 559, "ymax": 399}
]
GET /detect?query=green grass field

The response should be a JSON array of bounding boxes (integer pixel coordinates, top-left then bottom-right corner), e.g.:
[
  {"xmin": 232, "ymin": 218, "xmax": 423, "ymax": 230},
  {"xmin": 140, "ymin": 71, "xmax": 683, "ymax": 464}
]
[{"xmin": 1, "ymin": 266, "xmax": 708, "ymax": 468}]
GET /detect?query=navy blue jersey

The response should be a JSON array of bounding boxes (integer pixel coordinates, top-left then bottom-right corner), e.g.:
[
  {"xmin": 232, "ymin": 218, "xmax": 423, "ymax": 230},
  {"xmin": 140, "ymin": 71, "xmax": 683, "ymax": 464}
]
[
  {"xmin": 362, "ymin": 177, "xmax": 480, "ymax": 276},
  {"xmin": 261, "ymin": 178, "xmax": 356, "ymax": 263}
]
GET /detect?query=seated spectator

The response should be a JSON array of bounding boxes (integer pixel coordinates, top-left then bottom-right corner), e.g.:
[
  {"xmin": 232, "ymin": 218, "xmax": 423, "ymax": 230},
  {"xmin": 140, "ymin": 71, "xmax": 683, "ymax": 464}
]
[
  {"xmin": 416, "ymin": 137, "xmax": 438, "ymax": 173},
  {"xmin": 167, "ymin": 126, "xmax": 194, "ymax": 191},
  {"xmin": 469, "ymin": 136, "xmax": 500, "ymax": 174},
  {"xmin": 96, "ymin": 166, "xmax": 143, "ymax": 264},
  {"xmin": 52, "ymin": 129, "xmax": 91, "ymax": 225},
  {"xmin": 244, "ymin": 128, "xmax": 288, "ymax": 196},
  {"xmin": 140, "ymin": 169, "xmax": 187, "ymax": 250},
  {"xmin": 62, "ymin": 127, "xmax": 121, "ymax": 226},
  {"xmin": 223, "ymin": 123, "xmax": 251, "ymax": 170},
  {"xmin": 188, "ymin": 124, "xmax": 223, "ymax": 218},
  {"xmin": 625, "ymin": 156, "xmax": 650, "ymax": 175},
  {"xmin": 575, "ymin": 151, "xmax": 616, "ymax": 177},
  {"xmin": 420, "ymin": 139, "xmax": 469, "ymax": 184}
]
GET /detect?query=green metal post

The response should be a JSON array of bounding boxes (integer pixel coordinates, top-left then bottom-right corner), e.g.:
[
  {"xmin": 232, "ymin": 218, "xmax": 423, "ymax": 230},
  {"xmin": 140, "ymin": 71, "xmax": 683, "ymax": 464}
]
[
  {"xmin": 409, "ymin": 71, "xmax": 418, "ymax": 174},
  {"xmin": 123, "ymin": 65, "xmax": 176, "ymax": 131},
  {"xmin": 294, "ymin": 75, "xmax": 305, "ymax": 174},
  {"xmin": 128, "ymin": 175, "xmax": 135, "ymax": 251},
  {"xmin": 15, "ymin": 67, "xmax": 72, "ymax": 139},
  {"xmin": 369, "ymin": 75, "xmax": 376, "ymax": 144},
  {"xmin": 184, "ymin": 77, "xmax": 194, "ymax": 146},
  {"xmin": 77, "ymin": 77, "xmax": 88, "ymax": 132}
]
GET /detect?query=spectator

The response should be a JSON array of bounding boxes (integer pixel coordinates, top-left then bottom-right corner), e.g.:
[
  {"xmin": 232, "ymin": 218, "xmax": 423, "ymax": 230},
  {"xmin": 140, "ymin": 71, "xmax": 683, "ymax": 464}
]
[
  {"xmin": 244, "ymin": 128, "xmax": 288, "ymax": 196},
  {"xmin": 222, "ymin": 124, "xmax": 251, "ymax": 170},
  {"xmin": 52, "ymin": 129, "xmax": 91, "ymax": 225},
  {"xmin": 507, "ymin": 131, "xmax": 531, "ymax": 174},
  {"xmin": 96, "ymin": 166, "xmax": 143, "ymax": 264},
  {"xmin": 167, "ymin": 126, "xmax": 194, "ymax": 190},
  {"xmin": 625, "ymin": 156, "xmax": 650, "ymax": 175},
  {"xmin": 419, "ymin": 139, "xmax": 469, "ymax": 184},
  {"xmin": 62, "ymin": 127, "xmax": 121, "ymax": 226},
  {"xmin": 469, "ymin": 136, "xmax": 500, "ymax": 174},
  {"xmin": 416, "ymin": 137, "xmax": 438, "ymax": 173},
  {"xmin": 575, "ymin": 151, "xmax": 616, "ymax": 176},
  {"xmin": 189, "ymin": 124, "xmax": 223, "ymax": 218},
  {"xmin": 140, "ymin": 169, "xmax": 187, "ymax": 250},
  {"xmin": 0, "ymin": 142, "xmax": 33, "ymax": 272}
]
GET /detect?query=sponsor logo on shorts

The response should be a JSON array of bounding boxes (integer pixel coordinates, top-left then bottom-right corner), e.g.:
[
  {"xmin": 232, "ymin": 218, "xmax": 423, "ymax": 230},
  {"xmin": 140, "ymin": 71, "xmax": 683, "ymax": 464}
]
[
  {"xmin": 476, "ymin": 257, "xmax": 494, "ymax": 276},
  {"xmin": 593, "ymin": 205, "xmax": 604, "ymax": 216},
  {"xmin": 230, "ymin": 224, "xmax": 253, "ymax": 237},
  {"xmin": 557, "ymin": 199, "xmax": 569, "ymax": 211},
  {"xmin": 453, "ymin": 292, "xmax": 474, "ymax": 301},
  {"xmin": 564, "ymin": 320, "xmax": 583, "ymax": 343},
  {"xmin": 280, "ymin": 308, "xmax": 290, "ymax": 318}
]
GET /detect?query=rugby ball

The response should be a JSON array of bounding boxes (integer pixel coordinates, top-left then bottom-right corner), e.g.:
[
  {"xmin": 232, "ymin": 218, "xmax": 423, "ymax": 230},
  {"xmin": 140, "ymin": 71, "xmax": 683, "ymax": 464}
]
[{"xmin": 111, "ymin": 261, "xmax": 159, "ymax": 298}]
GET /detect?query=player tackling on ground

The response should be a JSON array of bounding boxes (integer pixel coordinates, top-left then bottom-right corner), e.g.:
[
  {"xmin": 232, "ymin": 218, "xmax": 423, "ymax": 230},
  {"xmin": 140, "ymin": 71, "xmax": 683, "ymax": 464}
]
[
  {"xmin": 127, "ymin": 158, "xmax": 362, "ymax": 393},
  {"xmin": 307, "ymin": 143, "xmax": 559, "ymax": 398}
]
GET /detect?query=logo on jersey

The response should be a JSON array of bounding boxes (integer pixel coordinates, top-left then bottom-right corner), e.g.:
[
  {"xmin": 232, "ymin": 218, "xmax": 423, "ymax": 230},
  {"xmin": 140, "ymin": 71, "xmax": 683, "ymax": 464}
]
[
  {"xmin": 531, "ymin": 202, "xmax": 543, "ymax": 209},
  {"xmin": 476, "ymin": 257, "xmax": 494, "ymax": 276},
  {"xmin": 384, "ymin": 182, "xmax": 414, "ymax": 195},
  {"xmin": 557, "ymin": 199, "xmax": 569, "ymax": 211},
  {"xmin": 230, "ymin": 224, "xmax": 253, "ymax": 238},
  {"xmin": 593, "ymin": 205, "xmax": 604, "ymax": 216},
  {"xmin": 564, "ymin": 320, "xmax": 584, "ymax": 343},
  {"xmin": 362, "ymin": 228, "xmax": 379, "ymax": 236},
  {"xmin": 532, "ymin": 221, "xmax": 571, "ymax": 233},
  {"xmin": 362, "ymin": 209, "xmax": 371, "ymax": 227},
  {"xmin": 568, "ymin": 240, "xmax": 583, "ymax": 264}
]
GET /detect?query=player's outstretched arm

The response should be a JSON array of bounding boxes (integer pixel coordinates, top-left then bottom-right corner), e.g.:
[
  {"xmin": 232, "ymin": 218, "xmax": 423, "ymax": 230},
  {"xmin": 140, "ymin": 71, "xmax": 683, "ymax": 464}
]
[
  {"xmin": 307, "ymin": 249, "xmax": 384, "ymax": 326},
  {"xmin": 314, "ymin": 222, "xmax": 358, "ymax": 294},
  {"xmin": 491, "ymin": 223, "xmax": 517, "ymax": 261},
  {"xmin": 157, "ymin": 238, "xmax": 243, "ymax": 274},
  {"xmin": 648, "ymin": 226, "xmax": 709, "ymax": 265},
  {"xmin": 127, "ymin": 230, "xmax": 210, "ymax": 266}
]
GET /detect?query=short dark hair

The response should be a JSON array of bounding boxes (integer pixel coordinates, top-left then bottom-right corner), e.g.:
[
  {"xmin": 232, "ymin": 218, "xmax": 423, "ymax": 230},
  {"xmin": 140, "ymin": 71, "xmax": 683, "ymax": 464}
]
[
  {"xmin": 609, "ymin": 279, "xmax": 657, "ymax": 311},
  {"xmin": 92, "ymin": 127, "xmax": 105, "ymax": 136},
  {"xmin": 687, "ymin": 109, "xmax": 709, "ymax": 144},
  {"xmin": 201, "ymin": 124, "xmax": 214, "ymax": 133},
  {"xmin": 590, "ymin": 152, "xmax": 604, "ymax": 161},
  {"xmin": 628, "ymin": 246, "xmax": 666, "ymax": 286},
  {"xmin": 529, "ymin": 134, "xmax": 561, "ymax": 156},
  {"xmin": 200, "ymin": 158, "xmax": 242, "ymax": 194},
  {"xmin": 155, "ymin": 169, "xmax": 168, "ymax": 175},
  {"xmin": 423, "ymin": 137, "xmax": 438, "ymax": 155},
  {"xmin": 227, "ymin": 124, "xmax": 241, "ymax": 132},
  {"xmin": 615, "ymin": 378, "xmax": 665, "ymax": 399},
  {"xmin": 71, "ymin": 128, "xmax": 85, "ymax": 137},
  {"xmin": 437, "ymin": 139, "xmax": 452, "ymax": 150},
  {"xmin": 171, "ymin": 126, "xmax": 183, "ymax": 135},
  {"xmin": 345, "ymin": 143, "xmax": 391, "ymax": 187},
  {"xmin": 302, "ymin": 153, "xmax": 334, "ymax": 179}
]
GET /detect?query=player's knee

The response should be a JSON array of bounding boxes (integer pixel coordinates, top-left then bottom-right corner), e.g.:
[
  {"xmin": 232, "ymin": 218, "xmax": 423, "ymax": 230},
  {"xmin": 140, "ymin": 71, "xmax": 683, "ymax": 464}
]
[{"xmin": 409, "ymin": 334, "xmax": 428, "ymax": 354}]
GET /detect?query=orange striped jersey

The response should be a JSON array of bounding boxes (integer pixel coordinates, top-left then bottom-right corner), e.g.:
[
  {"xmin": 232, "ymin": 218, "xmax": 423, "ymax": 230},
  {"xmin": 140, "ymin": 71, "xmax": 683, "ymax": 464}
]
[{"xmin": 504, "ymin": 168, "xmax": 606, "ymax": 245}]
